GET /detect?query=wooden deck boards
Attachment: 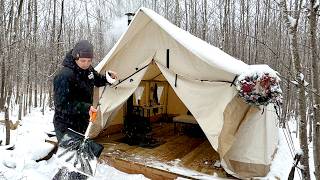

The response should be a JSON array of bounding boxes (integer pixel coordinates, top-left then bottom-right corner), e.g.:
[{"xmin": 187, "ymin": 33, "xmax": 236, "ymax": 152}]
[
  {"xmin": 100, "ymin": 155, "xmax": 181, "ymax": 180},
  {"xmin": 96, "ymin": 122, "xmax": 229, "ymax": 179},
  {"xmin": 149, "ymin": 135, "xmax": 203, "ymax": 161},
  {"xmin": 180, "ymin": 140, "xmax": 227, "ymax": 176}
]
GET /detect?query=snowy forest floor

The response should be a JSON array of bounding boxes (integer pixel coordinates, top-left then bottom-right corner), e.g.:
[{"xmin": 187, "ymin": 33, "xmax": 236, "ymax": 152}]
[
  {"xmin": 0, "ymin": 107, "xmax": 315, "ymax": 180},
  {"xmin": 0, "ymin": 108, "xmax": 148, "ymax": 180}
]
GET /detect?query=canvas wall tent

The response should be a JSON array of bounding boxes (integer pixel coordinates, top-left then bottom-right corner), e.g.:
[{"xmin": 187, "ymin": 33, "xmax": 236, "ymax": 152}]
[{"xmin": 91, "ymin": 7, "xmax": 279, "ymax": 179}]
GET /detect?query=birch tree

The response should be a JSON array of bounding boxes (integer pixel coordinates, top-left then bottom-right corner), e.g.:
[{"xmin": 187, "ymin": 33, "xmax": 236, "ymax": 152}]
[
  {"xmin": 280, "ymin": 0, "xmax": 310, "ymax": 179},
  {"xmin": 48, "ymin": 0, "xmax": 57, "ymax": 109},
  {"xmin": 308, "ymin": 0, "xmax": 320, "ymax": 178},
  {"xmin": 33, "ymin": 0, "xmax": 38, "ymax": 108},
  {"xmin": 0, "ymin": 0, "xmax": 4, "ymax": 110}
]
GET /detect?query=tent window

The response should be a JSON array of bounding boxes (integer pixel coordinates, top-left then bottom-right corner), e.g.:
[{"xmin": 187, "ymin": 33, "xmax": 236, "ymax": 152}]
[
  {"xmin": 134, "ymin": 86, "xmax": 145, "ymax": 105},
  {"xmin": 157, "ymin": 86, "xmax": 164, "ymax": 104}
]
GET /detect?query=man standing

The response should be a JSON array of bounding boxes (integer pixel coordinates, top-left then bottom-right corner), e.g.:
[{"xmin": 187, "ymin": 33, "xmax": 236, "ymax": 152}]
[{"xmin": 53, "ymin": 40, "xmax": 116, "ymax": 142}]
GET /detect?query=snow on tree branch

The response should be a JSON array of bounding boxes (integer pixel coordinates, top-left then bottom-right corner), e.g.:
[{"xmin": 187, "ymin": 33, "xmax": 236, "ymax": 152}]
[
  {"xmin": 314, "ymin": 0, "xmax": 319, "ymax": 9},
  {"xmin": 288, "ymin": 15, "xmax": 297, "ymax": 27}
]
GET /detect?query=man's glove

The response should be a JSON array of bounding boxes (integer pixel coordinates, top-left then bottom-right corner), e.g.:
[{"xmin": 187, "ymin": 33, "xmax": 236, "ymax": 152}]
[{"xmin": 106, "ymin": 70, "xmax": 117, "ymax": 84}]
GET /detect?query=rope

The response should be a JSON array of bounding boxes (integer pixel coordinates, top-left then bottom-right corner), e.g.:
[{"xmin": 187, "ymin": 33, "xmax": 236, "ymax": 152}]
[
  {"xmin": 282, "ymin": 127, "xmax": 295, "ymax": 158},
  {"xmin": 273, "ymin": 102, "xmax": 302, "ymax": 180},
  {"xmin": 271, "ymin": 102, "xmax": 296, "ymax": 158},
  {"xmin": 283, "ymin": 122, "xmax": 303, "ymax": 180},
  {"xmin": 110, "ymin": 52, "xmax": 158, "ymax": 88},
  {"xmin": 110, "ymin": 63, "xmax": 151, "ymax": 88},
  {"xmin": 285, "ymin": 123, "xmax": 297, "ymax": 155},
  {"xmin": 97, "ymin": 86, "xmax": 107, "ymax": 107}
]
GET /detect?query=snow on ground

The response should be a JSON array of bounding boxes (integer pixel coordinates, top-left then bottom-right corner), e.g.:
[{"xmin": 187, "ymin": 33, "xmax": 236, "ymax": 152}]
[
  {"xmin": 0, "ymin": 107, "xmax": 315, "ymax": 180},
  {"xmin": 264, "ymin": 129, "xmax": 294, "ymax": 179},
  {"xmin": 0, "ymin": 107, "xmax": 149, "ymax": 180},
  {"xmin": 264, "ymin": 117, "xmax": 316, "ymax": 180},
  {"xmin": 146, "ymin": 160, "xmax": 228, "ymax": 180}
]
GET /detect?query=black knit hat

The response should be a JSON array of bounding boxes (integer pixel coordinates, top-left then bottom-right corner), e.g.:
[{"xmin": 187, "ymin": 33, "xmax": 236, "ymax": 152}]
[{"xmin": 71, "ymin": 40, "xmax": 94, "ymax": 59}]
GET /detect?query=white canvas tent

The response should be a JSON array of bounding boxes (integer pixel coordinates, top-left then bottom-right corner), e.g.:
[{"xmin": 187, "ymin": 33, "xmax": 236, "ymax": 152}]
[{"xmin": 92, "ymin": 7, "xmax": 279, "ymax": 179}]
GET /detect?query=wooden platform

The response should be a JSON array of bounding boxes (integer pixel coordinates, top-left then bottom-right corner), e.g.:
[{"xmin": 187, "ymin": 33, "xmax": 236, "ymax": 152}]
[{"xmin": 95, "ymin": 122, "xmax": 231, "ymax": 179}]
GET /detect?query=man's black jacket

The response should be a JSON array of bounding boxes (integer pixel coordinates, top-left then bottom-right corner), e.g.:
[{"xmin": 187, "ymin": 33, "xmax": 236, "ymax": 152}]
[{"xmin": 53, "ymin": 50, "xmax": 109, "ymax": 133}]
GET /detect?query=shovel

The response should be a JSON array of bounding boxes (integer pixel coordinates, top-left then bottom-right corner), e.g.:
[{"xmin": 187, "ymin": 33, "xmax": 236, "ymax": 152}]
[{"xmin": 56, "ymin": 111, "xmax": 104, "ymax": 177}]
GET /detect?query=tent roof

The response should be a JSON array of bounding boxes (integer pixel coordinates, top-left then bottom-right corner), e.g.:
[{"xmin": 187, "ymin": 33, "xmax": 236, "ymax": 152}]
[{"xmin": 96, "ymin": 7, "xmax": 248, "ymax": 78}]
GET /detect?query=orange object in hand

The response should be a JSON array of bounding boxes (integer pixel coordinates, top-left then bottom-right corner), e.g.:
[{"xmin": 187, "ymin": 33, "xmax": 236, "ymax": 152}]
[{"xmin": 90, "ymin": 111, "xmax": 97, "ymax": 123}]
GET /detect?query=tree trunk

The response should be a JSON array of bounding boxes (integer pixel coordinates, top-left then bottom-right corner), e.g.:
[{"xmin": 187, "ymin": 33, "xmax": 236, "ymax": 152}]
[
  {"xmin": 222, "ymin": 0, "xmax": 230, "ymax": 52},
  {"xmin": 193, "ymin": 0, "xmax": 197, "ymax": 36},
  {"xmin": 230, "ymin": 0, "xmax": 236, "ymax": 55},
  {"xmin": 254, "ymin": 0, "xmax": 260, "ymax": 63},
  {"xmin": 174, "ymin": 0, "xmax": 180, "ymax": 27},
  {"xmin": 85, "ymin": 1, "xmax": 91, "ymax": 40},
  {"xmin": 308, "ymin": 0, "xmax": 320, "ymax": 179},
  {"xmin": 42, "ymin": 88, "xmax": 46, "ymax": 115},
  {"xmin": 15, "ymin": 56, "xmax": 20, "ymax": 105},
  {"xmin": 18, "ymin": 94, "xmax": 22, "ymax": 120},
  {"xmin": 23, "ymin": 93, "xmax": 27, "ymax": 116},
  {"xmin": 246, "ymin": 0, "xmax": 251, "ymax": 63},
  {"xmin": 48, "ymin": 0, "xmax": 56, "ymax": 109},
  {"xmin": 4, "ymin": 105, "xmax": 10, "ymax": 145},
  {"xmin": 0, "ymin": 56, "xmax": 5, "ymax": 109},
  {"xmin": 27, "ymin": 0, "xmax": 32, "ymax": 113},
  {"xmin": 0, "ymin": 0, "xmax": 6, "ymax": 109},
  {"xmin": 33, "ymin": 0, "xmax": 38, "ymax": 108},
  {"xmin": 201, "ymin": 0, "xmax": 207, "ymax": 41},
  {"xmin": 184, "ymin": 0, "xmax": 188, "ymax": 31},
  {"xmin": 164, "ymin": 0, "xmax": 168, "ymax": 19},
  {"xmin": 280, "ymin": 0, "xmax": 310, "ymax": 179},
  {"xmin": 39, "ymin": 83, "xmax": 42, "ymax": 107},
  {"xmin": 239, "ymin": 0, "xmax": 245, "ymax": 60}
]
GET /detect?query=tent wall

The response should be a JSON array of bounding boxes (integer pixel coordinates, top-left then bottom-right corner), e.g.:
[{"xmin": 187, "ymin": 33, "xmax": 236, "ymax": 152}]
[
  {"xmin": 105, "ymin": 104, "xmax": 124, "ymax": 127},
  {"xmin": 156, "ymin": 62, "xmax": 237, "ymax": 150},
  {"xmin": 220, "ymin": 98, "xmax": 279, "ymax": 178},
  {"xmin": 167, "ymin": 85, "xmax": 187, "ymax": 115}
]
